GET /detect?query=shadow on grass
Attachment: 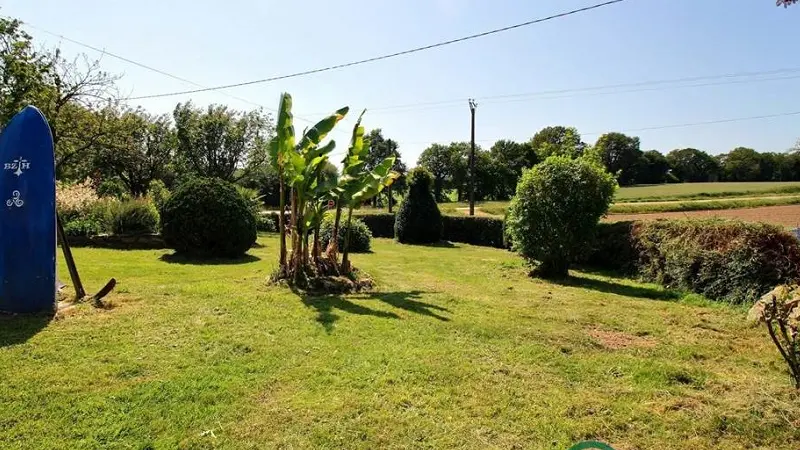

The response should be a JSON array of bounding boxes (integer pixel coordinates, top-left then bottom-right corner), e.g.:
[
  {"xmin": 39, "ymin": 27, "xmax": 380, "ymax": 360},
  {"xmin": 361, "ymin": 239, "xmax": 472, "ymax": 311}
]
[
  {"xmin": 0, "ymin": 312, "xmax": 53, "ymax": 348},
  {"xmin": 358, "ymin": 291, "xmax": 451, "ymax": 322},
  {"xmin": 553, "ymin": 273, "xmax": 681, "ymax": 302},
  {"xmin": 301, "ymin": 295, "xmax": 400, "ymax": 333},
  {"xmin": 159, "ymin": 253, "xmax": 261, "ymax": 265},
  {"xmin": 300, "ymin": 290, "xmax": 450, "ymax": 333}
]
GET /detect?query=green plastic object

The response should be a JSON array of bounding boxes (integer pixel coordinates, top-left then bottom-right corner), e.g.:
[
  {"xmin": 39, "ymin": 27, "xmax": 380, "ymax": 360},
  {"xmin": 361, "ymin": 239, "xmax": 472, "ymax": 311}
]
[{"xmin": 568, "ymin": 441, "xmax": 616, "ymax": 450}]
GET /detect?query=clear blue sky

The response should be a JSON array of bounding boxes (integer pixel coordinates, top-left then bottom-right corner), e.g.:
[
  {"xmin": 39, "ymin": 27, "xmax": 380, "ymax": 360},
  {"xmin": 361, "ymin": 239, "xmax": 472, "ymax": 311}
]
[{"xmin": 5, "ymin": 0, "xmax": 800, "ymax": 164}]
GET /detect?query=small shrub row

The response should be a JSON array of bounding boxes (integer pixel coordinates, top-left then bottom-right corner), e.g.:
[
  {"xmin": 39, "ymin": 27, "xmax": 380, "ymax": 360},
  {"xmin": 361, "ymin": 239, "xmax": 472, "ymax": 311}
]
[
  {"xmin": 62, "ymin": 198, "xmax": 159, "ymax": 237},
  {"xmin": 588, "ymin": 219, "xmax": 800, "ymax": 304}
]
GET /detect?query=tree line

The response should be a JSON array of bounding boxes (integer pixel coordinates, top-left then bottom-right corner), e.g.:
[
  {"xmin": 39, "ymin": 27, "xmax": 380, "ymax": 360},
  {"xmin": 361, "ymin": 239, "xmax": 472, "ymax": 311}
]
[{"xmin": 416, "ymin": 126, "xmax": 800, "ymax": 202}]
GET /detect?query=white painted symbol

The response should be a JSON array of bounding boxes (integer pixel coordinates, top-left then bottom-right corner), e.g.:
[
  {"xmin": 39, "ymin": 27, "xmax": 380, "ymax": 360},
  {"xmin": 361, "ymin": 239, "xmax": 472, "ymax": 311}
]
[
  {"xmin": 4, "ymin": 157, "xmax": 30, "ymax": 176},
  {"xmin": 6, "ymin": 190, "xmax": 23, "ymax": 207}
]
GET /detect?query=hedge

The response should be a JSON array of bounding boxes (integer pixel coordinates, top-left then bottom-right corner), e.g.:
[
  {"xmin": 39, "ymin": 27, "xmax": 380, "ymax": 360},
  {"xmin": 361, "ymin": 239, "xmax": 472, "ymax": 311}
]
[
  {"xmin": 441, "ymin": 216, "xmax": 504, "ymax": 248},
  {"xmin": 587, "ymin": 219, "xmax": 800, "ymax": 304},
  {"xmin": 357, "ymin": 213, "xmax": 395, "ymax": 238},
  {"xmin": 353, "ymin": 213, "xmax": 504, "ymax": 248}
]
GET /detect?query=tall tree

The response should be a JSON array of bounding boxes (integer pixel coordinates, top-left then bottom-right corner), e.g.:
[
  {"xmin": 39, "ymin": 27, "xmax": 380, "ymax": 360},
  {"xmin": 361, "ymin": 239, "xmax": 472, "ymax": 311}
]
[
  {"xmin": 94, "ymin": 109, "xmax": 176, "ymax": 196},
  {"xmin": 173, "ymin": 102, "xmax": 274, "ymax": 182},
  {"xmin": 530, "ymin": 126, "xmax": 585, "ymax": 159},
  {"xmin": 417, "ymin": 142, "xmax": 468, "ymax": 202},
  {"xmin": 365, "ymin": 129, "xmax": 407, "ymax": 209},
  {"xmin": 634, "ymin": 150, "xmax": 671, "ymax": 185},
  {"xmin": 720, "ymin": 147, "xmax": 762, "ymax": 181},
  {"xmin": 666, "ymin": 148, "xmax": 720, "ymax": 182},
  {"xmin": 591, "ymin": 132, "xmax": 642, "ymax": 186},
  {"xmin": 490, "ymin": 139, "xmax": 537, "ymax": 199},
  {"xmin": 0, "ymin": 17, "xmax": 122, "ymax": 180}
]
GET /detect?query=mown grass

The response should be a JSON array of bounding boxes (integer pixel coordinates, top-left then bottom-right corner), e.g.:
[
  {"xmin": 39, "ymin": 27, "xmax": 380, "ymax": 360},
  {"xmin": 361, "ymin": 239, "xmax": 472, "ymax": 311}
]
[{"xmin": 3, "ymin": 235, "xmax": 797, "ymax": 449}]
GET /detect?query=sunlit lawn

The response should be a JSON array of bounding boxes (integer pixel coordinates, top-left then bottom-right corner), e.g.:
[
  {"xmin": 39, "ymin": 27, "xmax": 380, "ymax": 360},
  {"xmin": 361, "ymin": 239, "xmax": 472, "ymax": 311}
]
[{"xmin": 1, "ymin": 234, "xmax": 798, "ymax": 449}]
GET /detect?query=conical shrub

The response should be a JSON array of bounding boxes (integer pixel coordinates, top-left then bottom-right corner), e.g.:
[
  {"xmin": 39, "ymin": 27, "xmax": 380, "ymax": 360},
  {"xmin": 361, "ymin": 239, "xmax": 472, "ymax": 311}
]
[{"xmin": 395, "ymin": 167, "xmax": 442, "ymax": 244}]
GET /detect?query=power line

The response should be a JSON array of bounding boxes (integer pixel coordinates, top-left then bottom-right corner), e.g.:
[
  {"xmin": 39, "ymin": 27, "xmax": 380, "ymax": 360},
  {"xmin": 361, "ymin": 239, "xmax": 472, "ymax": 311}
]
[
  {"xmin": 14, "ymin": 18, "xmax": 343, "ymax": 126},
  {"xmin": 344, "ymin": 68, "xmax": 800, "ymax": 114},
  {"xmin": 127, "ymin": 0, "xmax": 627, "ymax": 100}
]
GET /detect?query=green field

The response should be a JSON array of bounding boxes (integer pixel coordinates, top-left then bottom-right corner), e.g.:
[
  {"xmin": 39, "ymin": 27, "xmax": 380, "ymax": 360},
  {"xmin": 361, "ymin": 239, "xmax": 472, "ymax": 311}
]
[
  {"xmin": 2, "ymin": 235, "xmax": 798, "ymax": 449},
  {"xmin": 614, "ymin": 182, "xmax": 800, "ymax": 202},
  {"xmin": 379, "ymin": 182, "xmax": 800, "ymax": 217}
]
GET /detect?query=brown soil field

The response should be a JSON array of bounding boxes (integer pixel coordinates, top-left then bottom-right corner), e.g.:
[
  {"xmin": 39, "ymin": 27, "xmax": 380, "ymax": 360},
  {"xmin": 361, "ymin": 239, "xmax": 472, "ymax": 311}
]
[{"xmin": 606, "ymin": 204, "xmax": 800, "ymax": 228}]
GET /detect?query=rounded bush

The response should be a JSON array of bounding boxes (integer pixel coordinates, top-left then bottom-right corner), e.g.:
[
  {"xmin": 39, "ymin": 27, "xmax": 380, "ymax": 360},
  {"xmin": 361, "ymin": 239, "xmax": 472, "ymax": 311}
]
[
  {"xmin": 112, "ymin": 199, "xmax": 159, "ymax": 235},
  {"xmin": 395, "ymin": 167, "xmax": 442, "ymax": 244},
  {"xmin": 161, "ymin": 177, "xmax": 257, "ymax": 258},
  {"xmin": 506, "ymin": 156, "xmax": 617, "ymax": 277},
  {"xmin": 320, "ymin": 213, "xmax": 372, "ymax": 253}
]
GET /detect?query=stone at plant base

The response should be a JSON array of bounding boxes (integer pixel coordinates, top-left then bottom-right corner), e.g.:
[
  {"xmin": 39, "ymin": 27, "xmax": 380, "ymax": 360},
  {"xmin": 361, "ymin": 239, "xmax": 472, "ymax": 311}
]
[{"xmin": 0, "ymin": 106, "xmax": 56, "ymax": 313}]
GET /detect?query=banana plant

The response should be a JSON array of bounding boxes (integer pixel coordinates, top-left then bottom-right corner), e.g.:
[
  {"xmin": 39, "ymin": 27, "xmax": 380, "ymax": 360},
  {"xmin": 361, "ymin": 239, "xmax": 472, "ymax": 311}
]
[
  {"xmin": 340, "ymin": 156, "xmax": 399, "ymax": 273},
  {"xmin": 271, "ymin": 92, "xmax": 398, "ymax": 284},
  {"xmin": 269, "ymin": 93, "xmax": 295, "ymax": 271}
]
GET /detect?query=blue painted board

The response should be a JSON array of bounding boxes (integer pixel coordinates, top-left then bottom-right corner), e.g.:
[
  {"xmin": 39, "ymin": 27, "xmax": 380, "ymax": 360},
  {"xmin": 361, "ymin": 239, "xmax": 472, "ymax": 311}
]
[{"xmin": 0, "ymin": 106, "xmax": 56, "ymax": 313}]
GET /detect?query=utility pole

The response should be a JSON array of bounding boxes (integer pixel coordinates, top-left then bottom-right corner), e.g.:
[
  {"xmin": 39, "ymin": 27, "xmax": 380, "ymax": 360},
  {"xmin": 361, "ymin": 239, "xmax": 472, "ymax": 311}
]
[{"xmin": 468, "ymin": 98, "xmax": 477, "ymax": 216}]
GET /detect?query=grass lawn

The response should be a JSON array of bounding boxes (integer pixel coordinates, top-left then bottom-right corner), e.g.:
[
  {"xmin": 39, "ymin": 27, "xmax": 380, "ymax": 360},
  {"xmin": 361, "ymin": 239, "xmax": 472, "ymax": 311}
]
[{"xmin": 2, "ymin": 235, "xmax": 799, "ymax": 449}]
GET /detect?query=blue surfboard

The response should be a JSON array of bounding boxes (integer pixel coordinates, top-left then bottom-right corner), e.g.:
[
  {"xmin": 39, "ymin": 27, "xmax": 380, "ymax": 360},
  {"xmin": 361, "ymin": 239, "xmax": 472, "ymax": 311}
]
[{"xmin": 0, "ymin": 106, "xmax": 56, "ymax": 313}]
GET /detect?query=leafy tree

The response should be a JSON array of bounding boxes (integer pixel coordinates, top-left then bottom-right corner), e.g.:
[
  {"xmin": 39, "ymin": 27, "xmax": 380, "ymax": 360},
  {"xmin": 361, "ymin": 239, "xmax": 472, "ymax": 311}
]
[
  {"xmin": 395, "ymin": 167, "xmax": 443, "ymax": 244},
  {"xmin": 417, "ymin": 142, "xmax": 468, "ymax": 202},
  {"xmin": 94, "ymin": 109, "xmax": 176, "ymax": 196},
  {"xmin": 635, "ymin": 150, "xmax": 670, "ymax": 184},
  {"xmin": 365, "ymin": 129, "xmax": 407, "ymax": 210},
  {"xmin": 506, "ymin": 156, "xmax": 617, "ymax": 278},
  {"xmin": 591, "ymin": 132, "xmax": 642, "ymax": 186},
  {"xmin": 666, "ymin": 148, "xmax": 720, "ymax": 182},
  {"xmin": 490, "ymin": 139, "xmax": 537, "ymax": 199},
  {"xmin": 173, "ymin": 102, "xmax": 274, "ymax": 182},
  {"xmin": 530, "ymin": 126, "xmax": 584, "ymax": 159},
  {"xmin": 0, "ymin": 17, "xmax": 122, "ymax": 181},
  {"xmin": 778, "ymin": 0, "xmax": 797, "ymax": 6},
  {"xmin": 719, "ymin": 147, "xmax": 762, "ymax": 181}
]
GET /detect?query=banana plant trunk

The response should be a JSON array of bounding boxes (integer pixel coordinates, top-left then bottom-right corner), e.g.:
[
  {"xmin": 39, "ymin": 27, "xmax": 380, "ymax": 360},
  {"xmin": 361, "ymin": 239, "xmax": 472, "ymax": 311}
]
[
  {"xmin": 341, "ymin": 207, "xmax": 354, "ymax": 275},
  {"xmin": 327, "ymin": 202, "xmax": 343, "ymax": 258},
  {"xmin": 278, "ymin": 176, "xmax": 287, "ymax": 269}
]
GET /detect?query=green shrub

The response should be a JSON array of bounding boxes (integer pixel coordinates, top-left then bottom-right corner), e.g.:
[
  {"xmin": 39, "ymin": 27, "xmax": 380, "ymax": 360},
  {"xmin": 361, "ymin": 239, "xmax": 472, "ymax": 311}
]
[
  {"xmin": 63, "ymin": 217, "xmax": 104, "ymax": 237},
  {"xmin": 442, "ymin": 216, "xmax": 504, "ymax": 248},
  {"xmin": 506, "ymin": 156, "xmax": 617, "ymax": 277},
  {"xmin": 395, "ymin": 168, "xmax": 442, "ymax": 244},
  {"xmin": 97, "ymin": 178, "xmax": 127, "ymax": 199},
  {"xmin": 320, "ymin": 214, "xmax": 372, "ymax": 253},
  {"xmin": 355, "ymin": 213, "xmax": 395, "ymax": 238},
  {"xmin": 148, "ymin": 179, "xmax": 171, "ymax": 211},
  {"xmin": 161, "ymin": 177, "xmax": 257, "ymax": 258},
  {"xmin": 86, "ymin": 198, "xmax": 119, "ymax": 233},
  {"xmin": 634, "ymin": 219, "xmax": 800, "ymax": 304},
  {"xmin": 257, "ymin": 212, "xmax": 278, "ymax": 232},
  {"xmin": 112, "ymin": 198, "xmax": 160, "ymax": 235}
]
